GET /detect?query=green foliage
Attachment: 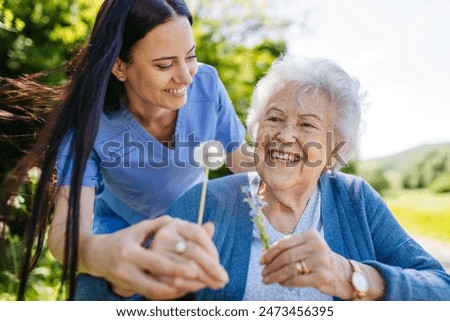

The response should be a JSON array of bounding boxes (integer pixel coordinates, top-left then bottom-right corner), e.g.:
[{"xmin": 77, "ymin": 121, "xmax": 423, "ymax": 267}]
[
  {"xmin": 360, "ymin": 166, "xmax": 391, "ymax": 196},
  {"xmin": 0, "ymin": 167, "xmax": 63, "ymax": 300},
  {"xmin": 0, "ymin": 234, "xmax": 63, "ymax": 300},
  {"xmin": 0, "ymin": 0, "xmax": 102, "ymax": 83},
  {"xmin": 360, "ymin": 143, "xmax": 450, "ymax": 173},
  {"xmin": 0, "ymin": 0, "xmax": 103, "ymax": 181},
  {"xmin": 428, "ymin": 172, "xmax": 450, "ymax": 194},
  {"xmin": 401, "ymin": 151, "xmax": 449, "ymax": 190},
  {"xmin": 189, "ymin": 0, "xmax": 287, "ymax": 124},
  {"xmin": 339, "ymin": 159, "xmax": 358, "ymax": 175},
  {"xmin": 338, "ymin": 158, "xmax": 394, "ymax": 196}
]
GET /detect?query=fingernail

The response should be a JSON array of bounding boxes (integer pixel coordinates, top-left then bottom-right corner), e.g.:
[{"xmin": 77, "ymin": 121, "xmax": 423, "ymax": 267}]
[
  {"xmin": 214, "ymin": 280, "xmax": 228, "ymax": 289},
  {"xmin": 220, "ymin": 271, "xmax": 229, "ymax": 283}
]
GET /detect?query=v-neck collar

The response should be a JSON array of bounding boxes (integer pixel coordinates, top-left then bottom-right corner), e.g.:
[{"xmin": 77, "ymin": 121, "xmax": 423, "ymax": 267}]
[{"xmin": 119, "ymin": 103, "xmax": 186, "ymax": 152}]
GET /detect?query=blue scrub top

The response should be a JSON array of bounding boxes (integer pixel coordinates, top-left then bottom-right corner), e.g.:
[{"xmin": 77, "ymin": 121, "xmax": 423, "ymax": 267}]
[{"xmin": 56, "ymin": 63, "xmax": 245, "ymax": 233}]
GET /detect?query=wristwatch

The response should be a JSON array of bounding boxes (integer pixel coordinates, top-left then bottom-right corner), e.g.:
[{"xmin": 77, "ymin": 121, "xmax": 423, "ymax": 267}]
[{"xmin": 348, "ymin": 259, "xmax": 369, "ymax": 300}]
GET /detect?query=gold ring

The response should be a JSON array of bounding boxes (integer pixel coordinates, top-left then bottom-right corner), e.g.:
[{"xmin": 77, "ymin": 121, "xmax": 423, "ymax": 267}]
[
  {"xmin": 295, "ymin": 262, "xmax": 304, "ymax": 275},
  {"xmin": 300, "ymin": 259, "xmax": 310, "ymax": 275}
]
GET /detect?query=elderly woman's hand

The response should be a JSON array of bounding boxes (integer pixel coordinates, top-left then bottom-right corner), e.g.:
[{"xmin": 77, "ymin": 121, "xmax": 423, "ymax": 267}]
[
  {"xmin": 260, "ymin": 230, "xmax": 371, "ymax": 300},
  {"xmin": 83, "ymin": 215, "xmax": 228, "ymax": 300}
]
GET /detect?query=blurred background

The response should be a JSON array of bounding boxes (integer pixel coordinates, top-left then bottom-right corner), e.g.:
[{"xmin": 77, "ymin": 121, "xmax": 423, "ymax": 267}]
[{"xmin": 1, "ymin": 0, "xmax": 449, "ymax": 299}]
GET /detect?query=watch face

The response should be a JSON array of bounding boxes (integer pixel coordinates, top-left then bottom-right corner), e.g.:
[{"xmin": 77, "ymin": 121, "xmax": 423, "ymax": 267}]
[{"xmin": 352, "ymin": 271, "xmax": 369, "ymax": 292}]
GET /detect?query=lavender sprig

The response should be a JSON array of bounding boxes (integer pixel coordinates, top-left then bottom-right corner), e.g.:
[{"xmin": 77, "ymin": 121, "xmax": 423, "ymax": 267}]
[{"xmin": 241, "ymin": 185, "xmax": 270, "ymax": 250}]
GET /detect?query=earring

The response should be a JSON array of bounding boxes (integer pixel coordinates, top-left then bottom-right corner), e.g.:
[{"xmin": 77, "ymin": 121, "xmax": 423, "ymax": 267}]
[{"xmin": 119, "ymin": 77, "xmax": 125, "ymax": 82}]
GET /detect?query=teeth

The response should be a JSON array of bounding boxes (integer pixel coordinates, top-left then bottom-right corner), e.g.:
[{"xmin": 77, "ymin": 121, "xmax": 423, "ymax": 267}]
[
  {"xmin": 270, "ymin": 151, "xmax": 300, "ymax": 162},
  {"xmin": 165, "ymin": 87, "xmax": 186, "ymax": 94}
]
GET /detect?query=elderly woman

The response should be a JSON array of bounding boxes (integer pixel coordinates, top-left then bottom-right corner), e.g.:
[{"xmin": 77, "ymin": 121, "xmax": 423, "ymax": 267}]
[{"xmin": 166, "ymin": 56, "xmax": 450, "ymax": 300}]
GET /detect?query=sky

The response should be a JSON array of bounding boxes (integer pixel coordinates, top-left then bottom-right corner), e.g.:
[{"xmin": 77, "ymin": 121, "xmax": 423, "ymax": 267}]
[{"xmin": 267, "ymin": 0, "xmax": 450, "ymax": 160}]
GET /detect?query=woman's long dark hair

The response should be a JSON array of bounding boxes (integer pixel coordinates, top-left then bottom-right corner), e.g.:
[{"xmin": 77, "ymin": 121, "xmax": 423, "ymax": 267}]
[{"xmin": 1, "ymin": 0, "xmax": 192, "ymax": 300}]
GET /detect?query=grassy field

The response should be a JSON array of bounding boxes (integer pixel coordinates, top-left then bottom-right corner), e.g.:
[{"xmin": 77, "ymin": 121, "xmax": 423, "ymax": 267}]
[{"xmin": 384, "ymin": 189, "xmax": 450, "ymax": 243}]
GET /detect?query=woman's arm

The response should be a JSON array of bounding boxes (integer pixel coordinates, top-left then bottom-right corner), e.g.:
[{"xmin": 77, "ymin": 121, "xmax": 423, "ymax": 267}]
[
  {"xmin": 261, "ymin": 179, "xmax": 450, "ymax": 300},
  {"xmin": 48, "ymin": 186, "xmax": 95, "ymax": 273},
  {"xmin": 357, "ymin": 179, "xmax": 450, "ymax": 300},
  {"xmin": 48, "ymin": 186, "xmax": 228, "ymax": 299}
]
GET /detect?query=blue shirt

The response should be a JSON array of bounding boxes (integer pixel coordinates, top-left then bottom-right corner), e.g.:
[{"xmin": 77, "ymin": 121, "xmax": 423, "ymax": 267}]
[{"xmin": 56, "ymin": 63, "xmax": 245, "ymax": 232}]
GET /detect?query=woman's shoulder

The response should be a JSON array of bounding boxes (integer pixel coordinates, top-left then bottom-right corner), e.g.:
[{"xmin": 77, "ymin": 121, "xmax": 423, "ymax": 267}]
[
  {"xmin": 321, "ymin": 171, "xmax": 391, "ymax": 231},
  {"xmin": 196, "ymin": 62, "xmax": 219, "ymax": 77},
  {"xmin": 326, "ymin": 170, "xmax": 365, "ymax": 186},
  {"xmin": 94, "ymin": 108, "xmax": 131, "ymax": 143},
  {"xmin": 188, "ymin": 63, "xmax": 221, "ymax": 99},
  {"xmin": 208, "ymin": 172, "xmax": 250, "ymax": 190}
]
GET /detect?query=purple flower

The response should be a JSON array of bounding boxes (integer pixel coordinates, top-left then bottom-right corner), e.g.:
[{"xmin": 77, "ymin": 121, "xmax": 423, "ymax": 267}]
[
  {"xmin": 241, "ymin": 181, "xmax": 270, "ymax": 249},
  {"xmin": 249, "ymin": 208, "xmax": 258, "ymax": 218}
]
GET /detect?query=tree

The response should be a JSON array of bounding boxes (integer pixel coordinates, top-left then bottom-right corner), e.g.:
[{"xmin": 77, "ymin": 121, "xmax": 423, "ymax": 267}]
[
  {"xmin": 428, "ymin": 172, "xmax": 450, "ymax": 194},
  {"xmin": 401, "ymin": 151, "xmax": 449, "ymax": 190},
  {"xmin": 188, "ymin": 0, "xmax": 288, "ymax": 123},
  {"xmin": 0, "ymin": 0, "xmax": 102, "ymax": 83},
  {"xmin": 0, "ymin": 0, "xmax": 103, "ymax": 182},
  {"xmin": 361, "ymin": 167, "xmax": 391, "ymax": 196},
  {"xmin": 339, "ymin": 159, "xmax": 359, "ymax": 175}
]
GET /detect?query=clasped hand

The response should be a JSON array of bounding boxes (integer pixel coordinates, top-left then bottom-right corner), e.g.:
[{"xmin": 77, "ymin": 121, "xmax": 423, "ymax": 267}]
[{"xmin": 84, "ymin": 216, "xmax": 228, "ymax": 300}]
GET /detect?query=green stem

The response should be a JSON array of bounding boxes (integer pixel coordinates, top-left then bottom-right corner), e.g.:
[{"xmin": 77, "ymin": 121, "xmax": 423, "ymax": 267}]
[
  {"xmin": 197, "ymin": 167, "xmax": 209, "ymax": 224},
  {"xmin": 254, "ymin": 210, "xmax": 270, "ymax": 250},
  {"xmin": 7, "ymin": 233, "xmax": 18, "ymax": 273}
]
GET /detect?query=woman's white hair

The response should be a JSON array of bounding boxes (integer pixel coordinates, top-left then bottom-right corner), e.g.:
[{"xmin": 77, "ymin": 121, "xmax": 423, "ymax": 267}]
[{"xmin": 246, "ymin": 55, "xmax": 365, "ymax": 170}]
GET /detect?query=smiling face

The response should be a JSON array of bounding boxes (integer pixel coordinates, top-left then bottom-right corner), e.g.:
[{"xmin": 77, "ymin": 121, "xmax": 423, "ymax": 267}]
[
  {"xmin": 112, "ymin": 16, "xmax": 198, "ymax": 116},
  {"xmin": 254, "ymin": 82, "xmax": 336, "ymax": 192}
]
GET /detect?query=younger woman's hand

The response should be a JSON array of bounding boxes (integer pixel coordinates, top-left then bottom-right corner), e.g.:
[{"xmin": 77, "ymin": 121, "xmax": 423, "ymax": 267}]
[
  {"xmin": 82, "ymin": 215, "xmax": 228, "ymax": 300},
  {"xmin": 81, "ymin": 215, "xmax": 227, "ymax": 300},
  {"xmin": 149, "ymin": 219, "xmax": 229, "ymax": 298}
]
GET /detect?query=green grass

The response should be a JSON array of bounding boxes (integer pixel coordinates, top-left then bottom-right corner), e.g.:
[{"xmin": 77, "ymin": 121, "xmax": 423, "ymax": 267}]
[{"xmin": 384, "ymin": 189, "xmax": 450, "ymax": 243}]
